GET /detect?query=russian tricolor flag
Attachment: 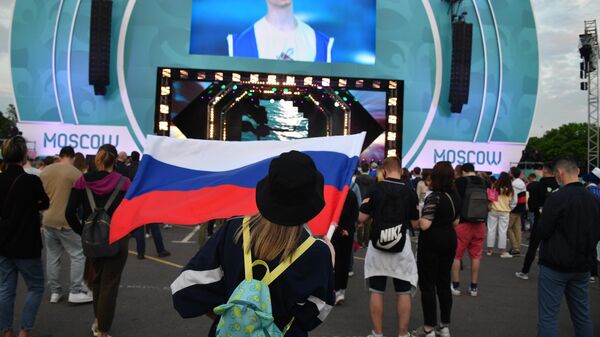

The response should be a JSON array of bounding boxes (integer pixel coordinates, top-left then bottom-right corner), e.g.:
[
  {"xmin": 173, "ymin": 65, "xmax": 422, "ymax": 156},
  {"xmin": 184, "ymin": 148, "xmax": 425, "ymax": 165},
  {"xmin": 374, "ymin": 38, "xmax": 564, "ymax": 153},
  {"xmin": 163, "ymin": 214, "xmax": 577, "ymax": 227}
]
[{"xmin": 110, "ymin": 133, "xmax": 365, "ymax": 242}]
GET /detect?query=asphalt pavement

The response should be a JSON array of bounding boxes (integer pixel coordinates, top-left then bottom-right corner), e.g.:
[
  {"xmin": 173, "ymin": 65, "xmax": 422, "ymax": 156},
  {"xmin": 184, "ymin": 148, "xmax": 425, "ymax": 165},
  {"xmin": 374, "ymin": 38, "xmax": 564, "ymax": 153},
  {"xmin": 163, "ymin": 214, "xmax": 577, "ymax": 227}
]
[{"xmin": 13, "ymin": 225, "xmax": 600, "ymax": 337}]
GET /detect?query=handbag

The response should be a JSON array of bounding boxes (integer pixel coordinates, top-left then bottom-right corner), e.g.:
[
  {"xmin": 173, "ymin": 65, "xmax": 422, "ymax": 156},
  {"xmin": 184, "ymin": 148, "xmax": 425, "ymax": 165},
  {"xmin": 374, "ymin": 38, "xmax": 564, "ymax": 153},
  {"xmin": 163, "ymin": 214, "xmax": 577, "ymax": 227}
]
[{"xmin": 487, "ymin": 188, "xmax": 499, "ymax": 202}]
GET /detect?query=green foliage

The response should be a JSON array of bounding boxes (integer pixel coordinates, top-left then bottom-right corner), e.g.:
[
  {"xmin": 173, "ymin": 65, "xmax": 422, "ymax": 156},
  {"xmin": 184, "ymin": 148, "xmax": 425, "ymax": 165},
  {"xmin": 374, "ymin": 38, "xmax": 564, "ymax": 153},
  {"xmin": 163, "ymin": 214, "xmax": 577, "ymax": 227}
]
[
  {"xmin": 0, "ymin": 104, "xmax": 17, "ymax": 138},
  {"xmin": 526, "ymin": 123, "xmax": 591, "ymax": 168}
]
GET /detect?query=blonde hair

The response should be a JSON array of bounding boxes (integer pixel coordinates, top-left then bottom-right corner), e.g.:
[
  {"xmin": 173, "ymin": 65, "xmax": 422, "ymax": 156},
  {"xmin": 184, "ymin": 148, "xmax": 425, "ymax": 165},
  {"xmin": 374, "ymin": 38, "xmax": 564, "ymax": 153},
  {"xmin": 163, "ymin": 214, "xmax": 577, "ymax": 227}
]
[{"xmin": 235, "ymin": 213, "xmax": 304, "ymax": 262}]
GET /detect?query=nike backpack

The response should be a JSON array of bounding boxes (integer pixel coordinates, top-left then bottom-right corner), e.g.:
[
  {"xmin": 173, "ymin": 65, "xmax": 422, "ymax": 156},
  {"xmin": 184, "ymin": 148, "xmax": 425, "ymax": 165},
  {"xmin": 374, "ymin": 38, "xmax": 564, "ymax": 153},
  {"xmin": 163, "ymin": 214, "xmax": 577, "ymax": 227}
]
[{"xmin": 370, "ymin": 181, "xmax": 408, "ymax": 253}]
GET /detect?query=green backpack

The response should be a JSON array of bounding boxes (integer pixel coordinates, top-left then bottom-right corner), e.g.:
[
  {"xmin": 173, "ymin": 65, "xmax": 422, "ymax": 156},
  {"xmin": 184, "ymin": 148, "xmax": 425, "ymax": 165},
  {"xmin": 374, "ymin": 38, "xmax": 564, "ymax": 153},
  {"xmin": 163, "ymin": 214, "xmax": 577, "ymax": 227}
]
[{"xmin": 214, "ymin": 217, "xmax": 315, "ymax": 337}]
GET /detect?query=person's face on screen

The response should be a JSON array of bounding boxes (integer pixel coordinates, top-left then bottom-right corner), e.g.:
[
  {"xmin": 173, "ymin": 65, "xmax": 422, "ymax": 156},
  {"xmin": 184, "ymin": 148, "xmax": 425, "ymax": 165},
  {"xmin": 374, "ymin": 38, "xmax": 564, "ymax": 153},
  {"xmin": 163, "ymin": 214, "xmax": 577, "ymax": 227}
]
[{"xmin": 266, "ymin": 0, "xmax": 292, "ymax": 8}]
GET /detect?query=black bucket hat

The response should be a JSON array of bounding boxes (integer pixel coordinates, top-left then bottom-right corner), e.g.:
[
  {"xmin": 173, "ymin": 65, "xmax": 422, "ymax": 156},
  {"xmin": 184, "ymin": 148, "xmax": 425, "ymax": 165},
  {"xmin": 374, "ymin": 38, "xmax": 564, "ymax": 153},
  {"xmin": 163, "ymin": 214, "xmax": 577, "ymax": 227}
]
[{"xmin": 256, "ymin": 150, "xmax": 325, "ymax": 226}]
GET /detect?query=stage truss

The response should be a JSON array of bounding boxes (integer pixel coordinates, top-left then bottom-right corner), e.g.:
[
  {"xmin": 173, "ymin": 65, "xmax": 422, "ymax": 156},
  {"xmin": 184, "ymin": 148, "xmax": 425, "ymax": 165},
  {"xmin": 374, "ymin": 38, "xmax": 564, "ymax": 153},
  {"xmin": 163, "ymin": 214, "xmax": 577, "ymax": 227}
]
[{"xmin": 155, "ymin": 68, "xmax": 404, "ymax": 158}]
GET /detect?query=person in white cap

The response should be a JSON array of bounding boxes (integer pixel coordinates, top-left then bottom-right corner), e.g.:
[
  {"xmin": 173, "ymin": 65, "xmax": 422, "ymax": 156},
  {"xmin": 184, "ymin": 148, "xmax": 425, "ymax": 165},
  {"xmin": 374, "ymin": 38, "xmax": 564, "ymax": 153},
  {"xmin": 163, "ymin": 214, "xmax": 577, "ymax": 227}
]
[{"xmin": 582, "ymin": 167, "xmax": 600, "ymax": 283}]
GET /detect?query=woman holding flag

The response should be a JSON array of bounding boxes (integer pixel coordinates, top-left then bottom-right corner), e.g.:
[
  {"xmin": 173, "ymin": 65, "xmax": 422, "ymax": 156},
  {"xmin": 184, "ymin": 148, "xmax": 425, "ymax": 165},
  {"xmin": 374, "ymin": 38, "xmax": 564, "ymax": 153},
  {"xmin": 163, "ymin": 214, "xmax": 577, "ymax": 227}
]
[{"xmin": 170, "ymin": 150, "xmax": 336, "ymax": 337}]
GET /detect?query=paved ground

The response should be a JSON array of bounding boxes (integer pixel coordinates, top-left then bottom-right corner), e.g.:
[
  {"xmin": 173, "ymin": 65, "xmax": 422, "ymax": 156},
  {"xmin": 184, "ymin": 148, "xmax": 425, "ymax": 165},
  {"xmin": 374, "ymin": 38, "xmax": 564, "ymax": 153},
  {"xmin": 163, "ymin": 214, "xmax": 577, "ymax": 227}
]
[{"xmin": 12, "ymin": 225, "xmax": 600, "ymax": 337}]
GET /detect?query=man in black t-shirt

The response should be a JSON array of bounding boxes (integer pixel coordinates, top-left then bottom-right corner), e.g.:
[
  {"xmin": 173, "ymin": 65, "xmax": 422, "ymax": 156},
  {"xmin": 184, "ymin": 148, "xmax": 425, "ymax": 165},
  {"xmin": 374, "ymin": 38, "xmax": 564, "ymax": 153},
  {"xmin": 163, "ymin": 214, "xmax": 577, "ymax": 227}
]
[
  {"xmin": 358, "ymin": 157, "xmax": 419, "ymax": 337},
  {"xmin": 516, "ymin": 164, "xmax": 559, "ymax": 280},
  {"xmin": 451, "ymin": 163, "xmax": 486, "ymax": 297}
]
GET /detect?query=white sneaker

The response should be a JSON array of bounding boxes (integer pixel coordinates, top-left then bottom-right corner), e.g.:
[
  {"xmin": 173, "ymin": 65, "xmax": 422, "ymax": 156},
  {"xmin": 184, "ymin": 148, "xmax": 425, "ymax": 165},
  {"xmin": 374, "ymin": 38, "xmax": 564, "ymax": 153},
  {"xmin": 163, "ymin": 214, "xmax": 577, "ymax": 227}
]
[
  {"xmin": 500, "ymin": 252, "xmax": 513, "ymax": 258},
  {"xmin": 436, "ymin": 325, "xmax": 451, "ymax": 337},
  {"xmin": 348, "ymin": 271, "xmax": 354, "ymax": 277},
  {"xmin": 468, "ymin": 287, "xmax": 478, "ymax": 297},
  {"xmin": 68, "ymin": 292, "xmax": 93, "ymax": 304},
  {"xmin": 450, "ymin": 285, "xmax": 461, "ymax": 296},
  {"xmin": 335, "ymin": 290, "xmax": 345, "ymax": 305},
  {"xmin": 91, "ymin": 322, "xmax": 99, "ymax": 337},
  {"xmin": 411, "ymin": 326, "xmax": 435, "ymax": 337},
  {"xmin": 49, "ymin": 293, "xmax": 62, "ymax": 303},
  {"xmin": 515, "ymin": 272, "xmax": 529, "ymax": 280},
  {"xmin": 145, "ymin": 233, "xmax": 151, "ymax": 238},
  {"xmin": 590, "ymin": 277, "xmax": 597, "ymax": 284}
]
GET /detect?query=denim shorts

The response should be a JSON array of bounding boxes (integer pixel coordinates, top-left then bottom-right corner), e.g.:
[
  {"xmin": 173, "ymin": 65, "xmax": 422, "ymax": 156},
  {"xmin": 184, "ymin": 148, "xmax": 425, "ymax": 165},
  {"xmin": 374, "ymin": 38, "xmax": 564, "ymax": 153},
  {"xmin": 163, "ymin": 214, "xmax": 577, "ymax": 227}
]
[{"xmin": 367, "ymin": 276, "xmax": 412, "ymax": 294}]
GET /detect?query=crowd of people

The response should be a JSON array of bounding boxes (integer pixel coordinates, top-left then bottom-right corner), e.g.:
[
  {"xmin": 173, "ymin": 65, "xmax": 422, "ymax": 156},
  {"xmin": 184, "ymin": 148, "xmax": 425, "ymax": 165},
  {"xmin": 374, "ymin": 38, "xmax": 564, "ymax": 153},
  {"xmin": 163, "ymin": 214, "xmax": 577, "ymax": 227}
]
[{"xmin": 0, "ymin": 135, "xmax": 599, "ymax": 337}]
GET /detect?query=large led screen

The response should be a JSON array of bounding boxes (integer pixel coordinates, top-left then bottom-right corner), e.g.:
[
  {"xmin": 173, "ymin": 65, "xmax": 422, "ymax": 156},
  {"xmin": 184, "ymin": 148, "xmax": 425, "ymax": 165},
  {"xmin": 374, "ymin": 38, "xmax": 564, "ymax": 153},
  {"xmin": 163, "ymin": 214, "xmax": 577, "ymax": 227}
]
[
  {"xmin": 170, "ymin": 81, "xmax": 386, "ymax": 163},
  {"xmin": 190, "ymin": 0, "xmax": 377, "ymax": 65}
]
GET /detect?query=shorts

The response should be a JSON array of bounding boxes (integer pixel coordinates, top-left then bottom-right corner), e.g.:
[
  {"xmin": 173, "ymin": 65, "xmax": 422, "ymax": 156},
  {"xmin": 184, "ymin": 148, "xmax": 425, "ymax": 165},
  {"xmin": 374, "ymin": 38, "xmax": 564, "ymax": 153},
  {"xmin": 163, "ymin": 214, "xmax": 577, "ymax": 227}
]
[
  {"xmin": 454, "ymin": 222, "xmax": 485, "ymax": 260},
  {"xmin": 367, "ymin": 276, "xmax": 412, "ymax": 294}
]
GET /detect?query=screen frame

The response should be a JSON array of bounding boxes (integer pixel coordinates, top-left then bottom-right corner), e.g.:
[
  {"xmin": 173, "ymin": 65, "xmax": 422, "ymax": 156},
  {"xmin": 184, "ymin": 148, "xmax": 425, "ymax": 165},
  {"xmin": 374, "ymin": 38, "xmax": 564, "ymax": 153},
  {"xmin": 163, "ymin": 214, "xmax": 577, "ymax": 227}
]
[{"xmin": 155, "ymin": 67, "xmax": 403, "ymax": 159}]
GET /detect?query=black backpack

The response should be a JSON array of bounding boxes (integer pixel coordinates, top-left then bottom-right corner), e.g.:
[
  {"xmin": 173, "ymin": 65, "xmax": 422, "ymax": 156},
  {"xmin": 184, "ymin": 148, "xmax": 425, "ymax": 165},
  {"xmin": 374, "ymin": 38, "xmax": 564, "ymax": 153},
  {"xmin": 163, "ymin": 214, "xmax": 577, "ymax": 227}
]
[
  {"xmin": 460, "ymin": 177, "xmax": 488, "ymax": 222},
  {"xmin": 370, "ymin": 181, "xmax": 408, "ymax": 253},
  {"xmin": 81, "ymin": 177, "xmax": 125, "ymax": 258}
]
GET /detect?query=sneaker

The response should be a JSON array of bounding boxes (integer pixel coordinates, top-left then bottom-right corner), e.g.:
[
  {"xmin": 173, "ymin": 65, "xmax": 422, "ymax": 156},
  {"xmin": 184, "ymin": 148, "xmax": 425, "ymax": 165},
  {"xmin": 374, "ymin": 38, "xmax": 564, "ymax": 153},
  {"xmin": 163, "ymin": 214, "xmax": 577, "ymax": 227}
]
[
  {"xmin": 145, "ymin": 233, "xmax": 151, "ymax": 238},
  {"xmin": 515, "ymin": 272, "xmax": 529, "ymax": 280},
  {"xmin": 436, "ymin": 325, "xmax": 451, "ymax": 337},
  {"xmin": 486, "ymin": 250, "xmax": 492, "ymax": 256},
  {"xmin": 510, "ymin": 250, "xmax": 521, "ymax": 257},
  {"xmin": 335, "ymin": 290, "xmax": 345, "ymax": 305},
  {"xmin": 500, "ymin": 252, "xmax": 513, "ymax": 258},
  {"xmin": 348, "ymin": 271, "xmax": 354, "ymax": 277},
  {"xmin": 49, "ymin": 293, "xmax": 62, "ymax": 303},
  {"xmin": 468, "ymin": 287, "xmax": 478, "ymax": 297},
  {"xmin": 68, "ymin": 292, "xmax": 93, "ymax": 304},
  {"xmin": 91, "ymin": 322, "xmax": 99, "ymax": 337},
  {"xmin": 163, "ymin": 224, "xmax": 173, "ymax": 229},
  {"xmin": 157, "ymin": 250, "xmax": 171, "ymax": 258},
  {"xmin": 590, "ymin": 277, "xmax": 597, "ymax": 284},
  {"xmin": 411, "ymin": 326, "xmax": 435, "ymax": 337},
  {"xmin": 450, "ymin": 285, "xmax": 461, "ymax": 296}
]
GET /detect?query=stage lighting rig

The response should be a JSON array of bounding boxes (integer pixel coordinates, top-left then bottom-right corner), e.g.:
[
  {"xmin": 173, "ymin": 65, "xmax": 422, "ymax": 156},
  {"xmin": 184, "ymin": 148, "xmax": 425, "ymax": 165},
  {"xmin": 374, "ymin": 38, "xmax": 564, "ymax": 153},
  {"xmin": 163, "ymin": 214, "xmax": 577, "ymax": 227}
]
[{"xmin": 580, "ymin": 20, "xmax": 599, "ymax": 172}]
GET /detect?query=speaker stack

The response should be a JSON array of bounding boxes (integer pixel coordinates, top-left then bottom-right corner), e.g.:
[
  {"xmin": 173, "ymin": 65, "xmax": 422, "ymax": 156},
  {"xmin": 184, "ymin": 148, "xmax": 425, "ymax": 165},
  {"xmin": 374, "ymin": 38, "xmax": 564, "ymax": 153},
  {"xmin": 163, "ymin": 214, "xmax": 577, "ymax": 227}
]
[
  {"xmin": 89, "ymin": 0, "xmax": 113, "ymax": 96},
  {"xmin": 449, "ymin": 21, "xmax": 473, "ymax": 113}
]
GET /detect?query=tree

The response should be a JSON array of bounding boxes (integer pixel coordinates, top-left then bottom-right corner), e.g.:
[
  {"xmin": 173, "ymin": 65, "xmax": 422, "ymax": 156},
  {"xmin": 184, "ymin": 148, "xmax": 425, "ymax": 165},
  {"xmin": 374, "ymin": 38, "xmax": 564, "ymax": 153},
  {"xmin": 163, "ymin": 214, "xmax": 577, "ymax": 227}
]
[
  {"xmin": 0, "ymin": 104, "xmax": 17, "ymax": 139},
  {"xmin": 525, "ymin": 123, "xmax": 591, "ymax": 170},
  {"xmin": 5, "ymin": 104, "xmax": 17, "ymax": 122}
]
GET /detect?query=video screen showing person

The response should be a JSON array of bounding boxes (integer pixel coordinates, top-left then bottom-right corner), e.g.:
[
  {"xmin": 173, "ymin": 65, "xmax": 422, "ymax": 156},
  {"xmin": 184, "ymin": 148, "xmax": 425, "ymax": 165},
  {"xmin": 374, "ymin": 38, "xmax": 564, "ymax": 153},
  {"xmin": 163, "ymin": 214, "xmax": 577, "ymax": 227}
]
[{"xmin": 190, "ymin": 0, "xmax": 376, "ymax": 64}]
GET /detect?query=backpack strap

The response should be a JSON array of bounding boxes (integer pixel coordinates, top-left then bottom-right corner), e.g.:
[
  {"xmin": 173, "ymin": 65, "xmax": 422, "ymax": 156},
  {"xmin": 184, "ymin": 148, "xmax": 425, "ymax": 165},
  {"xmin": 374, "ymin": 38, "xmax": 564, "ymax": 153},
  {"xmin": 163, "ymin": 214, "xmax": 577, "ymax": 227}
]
[
  {"xmin": 242, "ymin": 216, "xmax": 254, "ymax": 280},
  {"xmin": 85, "ymin": 187, "xmax": 97, "ymax": 210},
  {"xmin": 444, "ymin": 192, "xmax": 456, "ymax": 219},
  {"xmin": 105, "ymin": 177, "xmax": 126, "ymax": 210},
  {"xmin": 241, "ymin": 216, "xmax": 316, "ymax": 285},
  {"xmin": 262, "ymin": 236, "xmax": 315, "ymax": 286},
  {"xmin": 85, "ymin": 176, "xmax": 126, "ymax": 211}
]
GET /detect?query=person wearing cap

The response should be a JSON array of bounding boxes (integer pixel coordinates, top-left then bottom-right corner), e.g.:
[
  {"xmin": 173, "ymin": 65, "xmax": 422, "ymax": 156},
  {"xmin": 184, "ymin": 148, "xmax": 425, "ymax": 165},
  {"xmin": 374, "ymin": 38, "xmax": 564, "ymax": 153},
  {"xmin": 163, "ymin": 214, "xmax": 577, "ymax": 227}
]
[
  {"xmin": 582, "ymin": 167, "xmax": 600, "ymax": 199},
  {"xmin": 515, "ymin": 163, "xmax": 560, "ymax": 281},
  {"xmin": 171, "ymin": 151, "xmax": 335, "ymax": 337},
  {"xmin": 582, "ymin": 167, "xmax": 600, "ymax": 283}
]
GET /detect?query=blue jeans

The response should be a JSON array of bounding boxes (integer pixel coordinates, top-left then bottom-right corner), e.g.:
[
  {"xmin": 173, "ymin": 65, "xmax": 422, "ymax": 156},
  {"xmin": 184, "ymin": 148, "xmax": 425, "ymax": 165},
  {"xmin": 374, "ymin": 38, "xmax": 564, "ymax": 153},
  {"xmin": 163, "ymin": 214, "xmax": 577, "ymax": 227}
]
[
  {"xmin": 538, "ymin": 265, "xmax": 593, "ymax": 337},
  {"xmin": 0, "ymin": 256, "xmax": 45, "ymax": 333},
  {"xmin": 133, "ymin": 224, "xmax": 166, "ymax": 256}
]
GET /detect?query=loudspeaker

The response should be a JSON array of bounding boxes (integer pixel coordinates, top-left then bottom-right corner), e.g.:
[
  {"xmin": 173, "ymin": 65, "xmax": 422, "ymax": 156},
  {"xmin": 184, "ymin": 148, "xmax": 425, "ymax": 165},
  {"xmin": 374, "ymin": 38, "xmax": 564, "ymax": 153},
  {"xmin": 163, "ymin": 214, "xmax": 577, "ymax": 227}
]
[
  {"xmin": 89, "ymin": 0, "xmax": 113, "ymax": 96},
  {"xmin": 449, "ymin": 21, "xmax": 473, "ymax": 113}
]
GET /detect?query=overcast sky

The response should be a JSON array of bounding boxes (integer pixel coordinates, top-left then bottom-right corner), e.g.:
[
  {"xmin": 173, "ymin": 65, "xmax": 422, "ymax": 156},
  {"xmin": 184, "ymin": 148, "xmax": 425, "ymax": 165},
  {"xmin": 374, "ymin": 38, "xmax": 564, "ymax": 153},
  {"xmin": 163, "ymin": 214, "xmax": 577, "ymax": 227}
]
[{"xmin": 0, "ymin": 0, "xmax": 598, "ymax": 138}]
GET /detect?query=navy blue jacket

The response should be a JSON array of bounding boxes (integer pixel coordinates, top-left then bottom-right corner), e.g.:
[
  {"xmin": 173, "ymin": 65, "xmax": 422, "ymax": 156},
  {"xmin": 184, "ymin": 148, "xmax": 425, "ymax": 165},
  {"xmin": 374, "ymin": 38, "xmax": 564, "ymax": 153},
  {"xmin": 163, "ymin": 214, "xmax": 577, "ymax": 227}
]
[
  {"xmin": 538, "ymin": 182, "xmax": 600, "ymax": 273},
  {"xmin": 171, "ymin": 216, "xmax": 335, "ymax": 337}
]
